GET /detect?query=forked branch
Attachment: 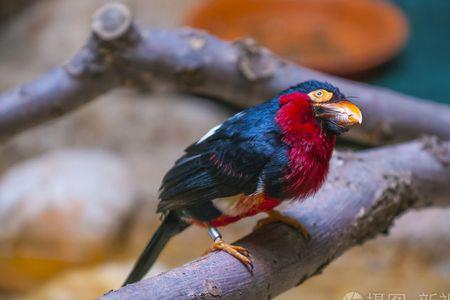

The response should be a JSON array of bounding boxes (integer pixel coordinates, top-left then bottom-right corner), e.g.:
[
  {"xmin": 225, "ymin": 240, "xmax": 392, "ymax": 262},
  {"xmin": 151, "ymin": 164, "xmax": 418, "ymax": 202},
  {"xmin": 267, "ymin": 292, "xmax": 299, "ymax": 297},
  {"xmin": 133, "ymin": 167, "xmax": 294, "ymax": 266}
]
[{"xmin": 0, "ymin": 3, "xmax": 449, "ymax": 144}]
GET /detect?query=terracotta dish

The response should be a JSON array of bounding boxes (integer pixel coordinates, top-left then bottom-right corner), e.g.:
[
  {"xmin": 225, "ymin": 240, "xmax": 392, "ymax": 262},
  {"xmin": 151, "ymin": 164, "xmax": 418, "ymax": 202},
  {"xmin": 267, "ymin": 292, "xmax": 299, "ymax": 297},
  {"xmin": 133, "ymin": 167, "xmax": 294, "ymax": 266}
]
[{"xmin": 185, "ymin": 0, "xmax": 409, "ymax": 75}]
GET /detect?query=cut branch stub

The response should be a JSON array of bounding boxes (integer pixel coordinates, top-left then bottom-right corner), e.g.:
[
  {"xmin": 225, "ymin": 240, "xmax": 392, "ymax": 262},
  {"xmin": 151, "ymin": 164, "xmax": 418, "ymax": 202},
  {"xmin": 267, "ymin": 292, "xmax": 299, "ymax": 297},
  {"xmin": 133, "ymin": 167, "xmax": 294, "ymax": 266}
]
[{"xmin": 91, "ymin": 3, "xmax": 132, "ymax": 41}]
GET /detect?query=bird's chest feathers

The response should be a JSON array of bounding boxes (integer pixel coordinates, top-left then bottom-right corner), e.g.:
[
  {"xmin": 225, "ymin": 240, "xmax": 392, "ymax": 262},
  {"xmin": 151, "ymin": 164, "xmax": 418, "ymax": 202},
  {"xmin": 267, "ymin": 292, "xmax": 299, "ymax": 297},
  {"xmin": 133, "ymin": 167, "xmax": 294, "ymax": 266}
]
[{"xmin": 276, "ymin": 93, "xmax": 335, "ymax": 198}]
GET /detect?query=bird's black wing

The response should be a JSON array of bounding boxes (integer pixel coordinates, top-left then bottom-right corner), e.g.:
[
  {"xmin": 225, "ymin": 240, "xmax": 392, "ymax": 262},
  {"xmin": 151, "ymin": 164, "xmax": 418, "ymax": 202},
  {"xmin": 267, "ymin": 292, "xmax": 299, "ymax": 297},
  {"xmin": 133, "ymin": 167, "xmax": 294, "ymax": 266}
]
[{"xmin": 157, "ymin": 100, "xmax": 281, "ymax": 213}]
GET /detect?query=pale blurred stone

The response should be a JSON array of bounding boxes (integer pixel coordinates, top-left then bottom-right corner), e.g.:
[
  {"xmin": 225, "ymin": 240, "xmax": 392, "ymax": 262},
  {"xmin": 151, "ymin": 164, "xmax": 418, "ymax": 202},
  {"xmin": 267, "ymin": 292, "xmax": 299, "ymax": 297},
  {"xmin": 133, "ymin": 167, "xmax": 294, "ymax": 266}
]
[{"xmin": 0, "ymin": 149, "xmax": 139, "ymax": 291}]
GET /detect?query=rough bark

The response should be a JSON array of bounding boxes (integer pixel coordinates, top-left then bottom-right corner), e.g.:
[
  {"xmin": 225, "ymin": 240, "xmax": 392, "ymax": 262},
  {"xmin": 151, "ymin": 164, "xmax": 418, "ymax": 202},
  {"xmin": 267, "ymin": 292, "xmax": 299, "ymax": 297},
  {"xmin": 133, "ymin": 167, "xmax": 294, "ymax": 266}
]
[
  {"xmin": 0, "ymin": 3, "xmax": 449, "ymax": 144},
  {"xmin": 101, "ymin": 138, "xmax": 449, "ymax": 300}
]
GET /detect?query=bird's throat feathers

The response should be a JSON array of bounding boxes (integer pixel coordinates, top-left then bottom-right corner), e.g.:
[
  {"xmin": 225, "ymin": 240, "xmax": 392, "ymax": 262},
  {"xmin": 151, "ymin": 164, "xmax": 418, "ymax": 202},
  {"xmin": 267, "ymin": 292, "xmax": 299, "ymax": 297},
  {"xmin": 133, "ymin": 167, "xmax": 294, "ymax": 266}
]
[{"xmin": 275, "ymin": 92, "xmax": 336, "ymax": 197}]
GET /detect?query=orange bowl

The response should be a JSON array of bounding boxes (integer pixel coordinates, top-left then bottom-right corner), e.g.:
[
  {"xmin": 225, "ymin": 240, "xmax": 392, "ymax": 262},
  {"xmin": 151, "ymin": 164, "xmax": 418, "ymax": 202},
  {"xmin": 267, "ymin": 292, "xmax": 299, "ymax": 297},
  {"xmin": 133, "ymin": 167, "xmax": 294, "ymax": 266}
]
[{"xmin": 185, "ymin": 0, "xmax": 409, "ymax": 75}]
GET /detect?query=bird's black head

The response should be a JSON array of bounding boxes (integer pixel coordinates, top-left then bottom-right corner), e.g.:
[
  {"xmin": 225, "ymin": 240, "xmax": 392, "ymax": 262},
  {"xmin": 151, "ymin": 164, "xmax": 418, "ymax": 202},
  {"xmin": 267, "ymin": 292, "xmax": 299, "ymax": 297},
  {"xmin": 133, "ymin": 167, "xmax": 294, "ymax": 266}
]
[{"xmin": 280, "ymin": 80, "xmax": 362, "ymax": 135}]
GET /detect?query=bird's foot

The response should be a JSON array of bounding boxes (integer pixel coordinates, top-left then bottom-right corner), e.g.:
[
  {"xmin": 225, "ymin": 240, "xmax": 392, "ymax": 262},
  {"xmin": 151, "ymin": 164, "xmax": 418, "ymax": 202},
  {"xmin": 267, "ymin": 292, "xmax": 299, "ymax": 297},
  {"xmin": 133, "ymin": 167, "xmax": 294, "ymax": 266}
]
[
  {"xmin": 204, "ymin": 238, "xmax": 253, "ymax": 271},
  {"xmin": 254, "ymin": 210, "xmax": 311, "ymax": 240}
]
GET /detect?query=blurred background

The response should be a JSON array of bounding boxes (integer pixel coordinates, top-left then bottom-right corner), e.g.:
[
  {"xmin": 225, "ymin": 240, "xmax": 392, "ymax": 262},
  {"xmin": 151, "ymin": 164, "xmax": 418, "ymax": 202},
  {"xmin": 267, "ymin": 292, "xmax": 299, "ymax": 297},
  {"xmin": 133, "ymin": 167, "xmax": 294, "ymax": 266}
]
[{"xmin": 0, "ymin": 0, "xmax": 448, "ymax": 299}]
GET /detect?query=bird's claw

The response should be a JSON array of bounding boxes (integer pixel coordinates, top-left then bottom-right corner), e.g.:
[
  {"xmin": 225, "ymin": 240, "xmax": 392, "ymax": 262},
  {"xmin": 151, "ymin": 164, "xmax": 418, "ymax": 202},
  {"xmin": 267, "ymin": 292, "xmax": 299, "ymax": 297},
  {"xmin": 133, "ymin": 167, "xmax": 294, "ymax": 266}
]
[
  {"xmin": 254, "ymin": 210, "xmax": 311, "ymax": 241},
  {"xmin": 204, "ymin": 238, "xmax": 253, "ymax": 271}
]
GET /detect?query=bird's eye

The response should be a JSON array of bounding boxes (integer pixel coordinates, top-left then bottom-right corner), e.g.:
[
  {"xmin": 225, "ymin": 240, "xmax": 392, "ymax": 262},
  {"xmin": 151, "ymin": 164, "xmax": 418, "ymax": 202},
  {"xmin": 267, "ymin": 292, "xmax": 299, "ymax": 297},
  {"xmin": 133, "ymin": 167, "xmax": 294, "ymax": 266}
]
[{"xmin": 308, "ymin": 89, "xmax": 333, "ymax": 103}]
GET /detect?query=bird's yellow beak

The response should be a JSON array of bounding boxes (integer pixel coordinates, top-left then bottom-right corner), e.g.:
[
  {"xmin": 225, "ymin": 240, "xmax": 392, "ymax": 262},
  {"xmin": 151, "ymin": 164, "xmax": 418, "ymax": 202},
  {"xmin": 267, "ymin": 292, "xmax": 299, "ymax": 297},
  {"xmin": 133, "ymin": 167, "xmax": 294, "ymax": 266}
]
[{"xmin": 314, "ymin": 100, "xmax": 362, "ymax": 127}]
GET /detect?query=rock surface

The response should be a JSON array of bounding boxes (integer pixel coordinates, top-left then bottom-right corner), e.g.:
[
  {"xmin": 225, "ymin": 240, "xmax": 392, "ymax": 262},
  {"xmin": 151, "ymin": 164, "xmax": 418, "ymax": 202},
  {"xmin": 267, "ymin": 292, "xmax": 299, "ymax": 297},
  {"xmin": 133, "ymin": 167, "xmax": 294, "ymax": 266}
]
[{"xmin": 0, "ymin": 149, "xmax": 138, "ymax": 291}]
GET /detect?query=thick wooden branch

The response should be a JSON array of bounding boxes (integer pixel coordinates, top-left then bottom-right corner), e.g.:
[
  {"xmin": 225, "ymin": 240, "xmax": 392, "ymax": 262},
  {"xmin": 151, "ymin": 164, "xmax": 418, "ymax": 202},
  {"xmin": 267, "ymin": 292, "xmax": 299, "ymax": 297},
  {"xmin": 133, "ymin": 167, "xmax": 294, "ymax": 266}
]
[
  {"xmin": 120, "ymin": 30, "xmax": 450, "ymax": 146},
  {"xmin": 0, "ymin": 3, "xmax": 133, "ymax": 141},
  {"xmin": 0, "ymin": 3, "xmax": 449, "ymax": 144},
  {"xmin": 101, "ymin": 138, "xmax": 449, "ymax": 300}
]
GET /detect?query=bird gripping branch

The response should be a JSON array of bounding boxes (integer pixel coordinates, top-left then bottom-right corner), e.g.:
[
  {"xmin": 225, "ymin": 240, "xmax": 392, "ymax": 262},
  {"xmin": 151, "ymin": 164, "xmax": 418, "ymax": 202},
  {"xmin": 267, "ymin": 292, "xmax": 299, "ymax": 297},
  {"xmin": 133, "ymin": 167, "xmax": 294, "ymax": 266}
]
[{"xmin": 123, "ymin": 80, "xmax": 362, "ymax": 286}]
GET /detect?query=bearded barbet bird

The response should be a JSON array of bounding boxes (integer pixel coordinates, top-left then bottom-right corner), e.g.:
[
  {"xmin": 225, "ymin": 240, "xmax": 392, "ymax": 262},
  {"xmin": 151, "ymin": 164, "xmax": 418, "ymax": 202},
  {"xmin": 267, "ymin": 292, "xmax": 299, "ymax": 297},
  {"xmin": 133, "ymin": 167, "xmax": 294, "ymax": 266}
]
[{"xmin": 123, "ymin": 80, "xmax": 362, "ymax": 286}]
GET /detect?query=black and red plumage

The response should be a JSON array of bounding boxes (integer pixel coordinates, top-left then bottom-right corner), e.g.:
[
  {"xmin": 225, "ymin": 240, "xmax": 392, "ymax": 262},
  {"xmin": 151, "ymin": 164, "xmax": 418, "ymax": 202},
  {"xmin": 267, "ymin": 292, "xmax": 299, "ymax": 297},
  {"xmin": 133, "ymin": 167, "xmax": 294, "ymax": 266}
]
[{"xmin": 123, "ymin": 80, "xmax": 362, "ymax": 285}]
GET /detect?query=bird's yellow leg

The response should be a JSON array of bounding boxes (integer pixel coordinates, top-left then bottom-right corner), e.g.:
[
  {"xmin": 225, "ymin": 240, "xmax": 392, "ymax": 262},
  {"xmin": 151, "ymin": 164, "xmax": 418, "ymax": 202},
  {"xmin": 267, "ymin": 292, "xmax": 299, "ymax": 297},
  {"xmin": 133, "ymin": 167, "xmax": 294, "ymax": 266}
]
[
  {"xmin": 204, "ymin": 226, "xmax": 253, "ymax": 270},
  {"xmin": 254, "ymin": 210, "xmax": 311, "ymax": 240}
]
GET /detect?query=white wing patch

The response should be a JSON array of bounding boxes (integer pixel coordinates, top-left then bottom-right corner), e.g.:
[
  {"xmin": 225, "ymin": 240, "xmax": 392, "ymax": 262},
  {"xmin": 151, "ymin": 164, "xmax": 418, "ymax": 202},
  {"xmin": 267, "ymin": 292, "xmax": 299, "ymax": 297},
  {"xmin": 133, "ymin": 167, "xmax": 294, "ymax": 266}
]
[
  {"xmin": 197, "ymin": 124, "xmax": 221, "ymax": 144},
  {"xmin": 197, "ymin": 111, "xmax": 246, "ymax": 145},
  {"xmin": 231, "ymin": 111, "xmax": 245, "ymax": 120},
  {"xmin": 212, "ymin": 196, "xmax": 240, "ymax": 216}
]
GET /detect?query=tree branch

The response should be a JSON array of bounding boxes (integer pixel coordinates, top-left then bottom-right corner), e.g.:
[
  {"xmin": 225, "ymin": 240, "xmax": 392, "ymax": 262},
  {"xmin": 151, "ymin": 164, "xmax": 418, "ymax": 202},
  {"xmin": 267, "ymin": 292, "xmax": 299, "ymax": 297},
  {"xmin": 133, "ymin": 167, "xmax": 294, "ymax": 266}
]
[
  {"xmin": 101, "ymin": 138, "xmax": 449, "ymax": 300},
  {"xmin": 0, "ymin": 3, "xmax": 449, "ymax": 144}
]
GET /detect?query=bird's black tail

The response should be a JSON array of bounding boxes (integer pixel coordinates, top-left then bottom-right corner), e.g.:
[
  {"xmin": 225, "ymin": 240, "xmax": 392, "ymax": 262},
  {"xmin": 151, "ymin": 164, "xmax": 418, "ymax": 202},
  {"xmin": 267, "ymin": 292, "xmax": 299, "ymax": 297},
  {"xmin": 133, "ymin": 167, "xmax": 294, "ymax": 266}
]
[{"xmin": 122, "ymin": 211, "xmax": 189, "ymax": 286}]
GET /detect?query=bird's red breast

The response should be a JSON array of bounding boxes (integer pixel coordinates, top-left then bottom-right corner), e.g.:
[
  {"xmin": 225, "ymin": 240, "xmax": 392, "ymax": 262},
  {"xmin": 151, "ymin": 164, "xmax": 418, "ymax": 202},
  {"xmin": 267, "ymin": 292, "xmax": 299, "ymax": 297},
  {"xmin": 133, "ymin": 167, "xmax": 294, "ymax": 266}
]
[{"xmin": 276, "ymin": 92, "xmax": 335, "ymax": 198}]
